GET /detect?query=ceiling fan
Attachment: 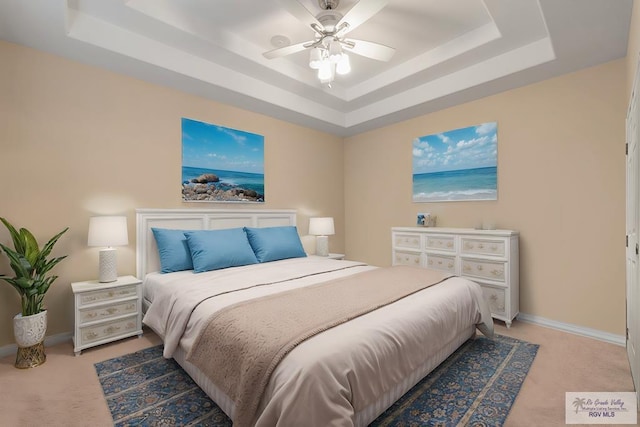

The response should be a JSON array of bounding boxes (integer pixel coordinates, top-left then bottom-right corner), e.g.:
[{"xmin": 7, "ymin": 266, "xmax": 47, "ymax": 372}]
[{"xmin": 263, "ymin": 0, "xmax": 395, "ymax": 83}]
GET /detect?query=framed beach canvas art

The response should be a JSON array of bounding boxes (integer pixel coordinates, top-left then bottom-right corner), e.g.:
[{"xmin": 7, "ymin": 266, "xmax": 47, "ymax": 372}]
[
  {"xmin": 181, "ymin": 118, "xmax": 265, "ymax": 203},
  {"xmin": 412, "ymin": 122, "xmax": 497, "ymax": 202}
]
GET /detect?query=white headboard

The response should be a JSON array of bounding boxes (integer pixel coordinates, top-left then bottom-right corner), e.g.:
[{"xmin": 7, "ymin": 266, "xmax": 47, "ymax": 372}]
[{"xmin": 136, "ymin": 208, "xmax": 297, "ymax": 279}]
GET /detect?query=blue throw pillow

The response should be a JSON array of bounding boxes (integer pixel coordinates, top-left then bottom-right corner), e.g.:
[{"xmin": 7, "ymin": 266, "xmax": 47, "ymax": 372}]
[
  {"xmin": 152, "ymin": 228, "xmax": 194, "ymax": 273},
  {"xmin": 184, "ymin": 228, "xmax": 258, "ymax": 273},
  {"xmin": 244, "ymin": 226, "xmax": 307, "ymax": 263}
]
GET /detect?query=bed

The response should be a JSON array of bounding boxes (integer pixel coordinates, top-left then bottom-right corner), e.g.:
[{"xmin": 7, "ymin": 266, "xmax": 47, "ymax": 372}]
[{"xmin": 137, "ymin": 208, "xmax": 494, "ymax": 427}]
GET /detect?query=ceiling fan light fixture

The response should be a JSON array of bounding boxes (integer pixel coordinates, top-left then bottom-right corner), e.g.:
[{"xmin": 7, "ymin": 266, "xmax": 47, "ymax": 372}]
[
  {"xmin": 318, "ymin": 60, "xmax": 334, "ymax": 81},
  {"xmin": 336, "ymin": 53, "xmax": 351, "ymax": 75},
  {"xmin": 328, "ymin": 39, "xmax": 343, "ymax": 63},
  {"xmin": 309, "ymin": 47, "xmax": 324, "ymax": 69}
]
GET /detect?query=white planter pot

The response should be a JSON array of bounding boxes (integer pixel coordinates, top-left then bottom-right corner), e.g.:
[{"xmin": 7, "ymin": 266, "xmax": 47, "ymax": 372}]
[{"xmin": 13, "ymin": 310, "xmax": 47, "ymax": 348}]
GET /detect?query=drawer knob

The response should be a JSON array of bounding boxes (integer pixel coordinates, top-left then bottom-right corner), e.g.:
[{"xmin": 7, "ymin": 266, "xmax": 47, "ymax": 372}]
[
  {"xmin": 477, "ymin": 265, "xmax": 484, "ymax": 271},
  {"xmin": 491, "ymin": 269, "xmax": 503, "ymax": 276},
  {"xmin": 478, "ymin": 243, "xmax": 484, "ymax": 249},
  {"xmin": 448, "ymin": 263, "xmax": 454, "ymax": 268},
  {"xmin": 447, "ymin": 242, "xmax": 453, "ymax": 248}
]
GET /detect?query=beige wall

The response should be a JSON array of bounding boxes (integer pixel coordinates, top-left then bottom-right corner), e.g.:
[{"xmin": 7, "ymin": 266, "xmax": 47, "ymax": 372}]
[
  {"xmin": 0, "ymin": 41, "xmax": 345, "ymax": 347},
  {"xmin": 344, "ymin": 59, "xmax": 627, "ymax": 335}
]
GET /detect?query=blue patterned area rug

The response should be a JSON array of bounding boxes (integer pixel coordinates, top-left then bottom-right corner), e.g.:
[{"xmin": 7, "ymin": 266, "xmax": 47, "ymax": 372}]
[{"xmin": 95, "ymin": 334, "xmax": 538, "ymax": 426}]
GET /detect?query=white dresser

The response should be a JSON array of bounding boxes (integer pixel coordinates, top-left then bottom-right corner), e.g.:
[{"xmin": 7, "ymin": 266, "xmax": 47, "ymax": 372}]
[
  {"xmin": 391, "ymin": 227, "xmax": 519, "ymax": 327},
  {"xmin": 72, "ymin": 275, "xmax": 143, "ymax": 355}
]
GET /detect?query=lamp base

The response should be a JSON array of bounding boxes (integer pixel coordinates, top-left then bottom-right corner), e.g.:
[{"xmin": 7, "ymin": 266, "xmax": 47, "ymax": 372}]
[
  {"xmin": 98, "ymin": 248, "xmax": 118, "ymax": 283},
  {"xmin": 316, "ymin": 235, "xmax": 329, "ymax": 257}
]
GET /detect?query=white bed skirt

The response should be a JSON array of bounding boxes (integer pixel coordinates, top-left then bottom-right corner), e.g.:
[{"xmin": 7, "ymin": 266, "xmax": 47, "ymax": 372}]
[{"xmin": 173, "ymin": 325, "xmax": 476, "ymax": 426}]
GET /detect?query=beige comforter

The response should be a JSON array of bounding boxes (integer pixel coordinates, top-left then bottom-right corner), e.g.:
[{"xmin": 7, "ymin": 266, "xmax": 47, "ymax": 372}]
[
  {"xmin": 143, "ymin": 258, "xmax": 494, "ymax": 426},
  {"xmin": 187, "ymin": 266, "xmax": 452, "ymax": 427}
]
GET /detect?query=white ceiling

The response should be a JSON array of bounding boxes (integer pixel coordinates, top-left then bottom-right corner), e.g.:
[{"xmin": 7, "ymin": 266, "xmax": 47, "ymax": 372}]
[{"xmin": 0, "ymin": 0, "xmax": 632, "ymax": 136}]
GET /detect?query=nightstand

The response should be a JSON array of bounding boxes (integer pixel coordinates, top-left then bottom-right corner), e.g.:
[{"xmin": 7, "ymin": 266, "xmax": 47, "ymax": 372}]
[{"xmin": 72, "ymin": 275, "xmax": 143, "ymax": 356}]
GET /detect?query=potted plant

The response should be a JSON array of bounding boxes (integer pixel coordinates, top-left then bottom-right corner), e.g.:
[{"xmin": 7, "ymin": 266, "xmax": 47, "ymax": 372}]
[{"xmin": 0, "ymin": 217, "xmax": 68, "ymax": 368}]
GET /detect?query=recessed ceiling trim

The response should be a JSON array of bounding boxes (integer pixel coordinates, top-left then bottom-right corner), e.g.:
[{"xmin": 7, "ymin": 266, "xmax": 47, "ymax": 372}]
[
  {"xmin": 67, "ymin": 9, "xmax": 347, "ymax": 127},
  {"xmin": 345, "ymin": 37, "xmax": 556, "ymax": 127},
  {"xmin": 345, "ymin": 22, "xmax": 502, "ymax": 101},
  {"xmin": 124, "ymin": 0, "xmax": 324, "ymax": 89}
]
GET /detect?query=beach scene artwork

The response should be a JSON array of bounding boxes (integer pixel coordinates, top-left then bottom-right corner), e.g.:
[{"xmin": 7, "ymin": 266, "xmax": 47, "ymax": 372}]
[
  {"xmin": 412, "ymin": 122, "xmax": 498, "ymax": 202},
  {"xmin": 182, "ymin": 118, "xmax": 265, "ymax": 203}
]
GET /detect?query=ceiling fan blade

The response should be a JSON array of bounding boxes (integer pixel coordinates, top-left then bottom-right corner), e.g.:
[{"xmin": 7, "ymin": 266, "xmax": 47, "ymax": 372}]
[
  {"xmin": 278, "ymin": 0, "xmax": 323, "ymax": 30},
  {"xmin": 263, "ymin": 41, "xmax": 311, "ymax": 59},
  {"xmin": 343, "ymin": 39, "xmax": 395, "ymax": 62},
  {"xmin": 336, "ymin": 0, "xmax": 387, "ymax": 34}
]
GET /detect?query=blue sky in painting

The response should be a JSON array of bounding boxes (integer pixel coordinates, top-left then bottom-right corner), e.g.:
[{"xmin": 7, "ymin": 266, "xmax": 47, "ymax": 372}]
[
  {"xmin": 182, "ymin": 118, "xmax": 264, "ymax": 174},
  {"xmin": 412, "ymin": 122, "xmax": 497, "ymax": 174}
]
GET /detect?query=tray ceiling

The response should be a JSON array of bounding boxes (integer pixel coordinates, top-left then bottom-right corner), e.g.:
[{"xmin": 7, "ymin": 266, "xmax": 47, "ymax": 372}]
[{"xmin": 0, "ymin": 0, "xmax": 632, "ymax": 136}]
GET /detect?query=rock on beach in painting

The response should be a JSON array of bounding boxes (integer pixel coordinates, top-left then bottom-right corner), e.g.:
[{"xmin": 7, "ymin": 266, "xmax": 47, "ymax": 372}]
[{"xmin": 182, "ymin": 173, "xmax": 264, "ymax": 202}]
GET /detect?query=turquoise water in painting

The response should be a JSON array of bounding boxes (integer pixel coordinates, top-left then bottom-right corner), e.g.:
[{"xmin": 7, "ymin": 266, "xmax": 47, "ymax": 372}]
[
  {"xmin": 182, "ymin": 166, "xmax": 264, "ymax": 195},
  {"xmin": 413, "ymin": 166, "xmax": 497, "ymax": 202}
]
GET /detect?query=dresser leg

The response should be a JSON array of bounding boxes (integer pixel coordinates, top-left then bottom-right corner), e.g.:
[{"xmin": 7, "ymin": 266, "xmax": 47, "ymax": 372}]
[
  {"xmin": 506, "ymin": 320, "xmax": 512, "ymax": 328},
  {"xmin": 74, "ymin": 350, "xmax": 81, "ymax": 356}
]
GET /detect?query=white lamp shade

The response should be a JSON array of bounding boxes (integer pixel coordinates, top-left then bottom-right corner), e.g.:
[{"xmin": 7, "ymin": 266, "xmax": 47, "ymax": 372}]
[
  {"xmin": 309, "ymin": 217, "xmax": 335, "ymax": 236},
  {"xmin": 88, "ymin": 216, "xmax": 129, "ymax": 247}
]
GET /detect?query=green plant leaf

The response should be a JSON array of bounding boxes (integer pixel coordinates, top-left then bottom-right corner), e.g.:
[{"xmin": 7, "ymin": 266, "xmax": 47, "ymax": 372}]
[
  {"xmin": 19, "ymin": 228, "xmax": 40, "ymax": 266},
  {"xmin": 0, "ymin": 217, "xmax": 25, "ymax": 254}
]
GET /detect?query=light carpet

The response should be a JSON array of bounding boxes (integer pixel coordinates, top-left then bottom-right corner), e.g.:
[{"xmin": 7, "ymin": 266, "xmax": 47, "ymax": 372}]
[{"xmin": 95, "ymin": 334, "xmax": 538, "ymax": 426}]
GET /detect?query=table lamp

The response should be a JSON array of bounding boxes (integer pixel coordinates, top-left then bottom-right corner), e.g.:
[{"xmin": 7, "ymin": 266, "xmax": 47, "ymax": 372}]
[
  {"xmin": 309, "ymin": 217, "xmax": 334, "ymax": 257},
  {"xmin": 88, "ymin": 216, "xmax": 129, "ymax": 282}
]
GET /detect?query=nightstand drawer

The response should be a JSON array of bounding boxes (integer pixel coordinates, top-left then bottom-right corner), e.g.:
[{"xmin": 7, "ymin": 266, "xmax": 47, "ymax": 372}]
[
  {"xmin": 461, "ymin": 258, "xmax": 506, "ymax": 282},
  {"xmin": 393, "ymin": 251, "xmax": 421, "ymax": 266},
  {"xmin": 394, "ymin": 233, "xmax": 421, "ymax": 250},
  {"xmin": 425, "ymin": 235, "xmax": 455, "ymax": 252},
  {"xmin": 78, "ymin": 299, "xmax": 137, "ymax": 325},
  {"xmin": 79, "ymin": 315, "xmax": 139, "ymax": 346},
  {"xmin": 78, "ymin": 285, "xmax": 138, "ymax": 307},
  {"xmin": 426, "ymin": 254, "xmax": 456, "ymax": 273},
  {"xmin": 461, "ymin": 238, "xmax": 505, "ymax": 257}
]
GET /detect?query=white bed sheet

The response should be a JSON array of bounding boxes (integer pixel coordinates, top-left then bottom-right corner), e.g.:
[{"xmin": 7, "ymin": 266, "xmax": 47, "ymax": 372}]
[{"xmin": 142, "ymin": 257, "xmax": 493, "ymax": 426}]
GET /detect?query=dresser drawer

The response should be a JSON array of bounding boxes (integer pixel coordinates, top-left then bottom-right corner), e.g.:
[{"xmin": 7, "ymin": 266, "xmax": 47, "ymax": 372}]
[
  {"xmin": 78, "ymin": 285, "xmax": 138, "ymax": 307},
  {"xmin": 78, "ymin": 299, "xmax": 137, "ymax": 325},
  {"xmin": 394, "ymin": 233, "xmax": 421, "ymax": 250},
  {"xmin": 461, "ymin": 258, "xmax": 506, "ymax": 282},
  {"xmin": 461, "ymin": 238, "xmax": 505, "ymax": 257},
  {"xmin": 426, "ymin": 254, "xmax": 456, "ymax": 273},
  {"xmin": 479, "ymin": 284, "xmax": 506, "ymax": 316},
  {"xmin": 79, "ymin": 315, "xmax": 139, "ymax": 346},
  {"xmin": 393, "ymin": 251, "xmax": 421, "ymax": 266},
  {"xmin": 425, "ymin": 235, "xmax": 455, "ymax": 252}
]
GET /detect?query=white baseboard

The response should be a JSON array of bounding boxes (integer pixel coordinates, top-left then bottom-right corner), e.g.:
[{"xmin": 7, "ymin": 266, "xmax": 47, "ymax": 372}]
[
  {"xmin": 517, "ymin": 313, "xmax": 626, "ymax": 347},
  {"xmin": 0, "ymin": 331, "xmax": 72, "ymax": 358}
]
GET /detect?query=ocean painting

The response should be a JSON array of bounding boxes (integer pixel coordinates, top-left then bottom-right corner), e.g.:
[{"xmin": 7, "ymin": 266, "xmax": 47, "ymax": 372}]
[
  {"xmin": 413, "ymin": 122, "xmax": 497, "ymax": 202},
  {"xmin": 182, "ymin": 118, "xmax": 265, "ymax": 203}
]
